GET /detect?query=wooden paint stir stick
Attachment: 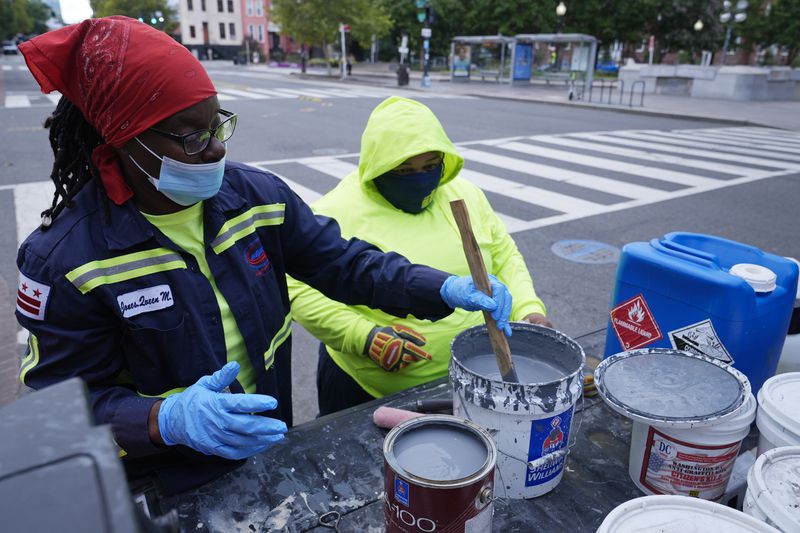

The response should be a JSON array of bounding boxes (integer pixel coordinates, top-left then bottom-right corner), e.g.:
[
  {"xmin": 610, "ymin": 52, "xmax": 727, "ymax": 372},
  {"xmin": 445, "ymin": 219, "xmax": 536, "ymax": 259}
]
[{"xmin": 450, "ymin": 199, "xmax": 519, "ymax": 383}]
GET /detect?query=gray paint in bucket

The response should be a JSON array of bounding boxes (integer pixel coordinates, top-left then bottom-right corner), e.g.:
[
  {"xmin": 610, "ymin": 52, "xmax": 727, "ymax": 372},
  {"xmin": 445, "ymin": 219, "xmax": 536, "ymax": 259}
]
[
  {"xmin": 449, "ymin": 323, "xmax": 585, "ymax": 499},
  {"xmin": 394, "ymin": 425, "xmax": 488, "ymax": 481}
]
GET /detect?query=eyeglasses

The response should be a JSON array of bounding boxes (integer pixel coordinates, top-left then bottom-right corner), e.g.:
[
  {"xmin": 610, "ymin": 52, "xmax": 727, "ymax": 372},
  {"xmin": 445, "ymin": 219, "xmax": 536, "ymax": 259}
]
[{"xmin": 149, "ymin": 109, "xmax": 238, "ymax": 156}]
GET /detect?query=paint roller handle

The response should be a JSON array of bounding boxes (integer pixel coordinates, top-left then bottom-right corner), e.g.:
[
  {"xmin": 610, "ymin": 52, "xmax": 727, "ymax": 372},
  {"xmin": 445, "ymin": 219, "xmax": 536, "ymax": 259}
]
[{"xmin": 449, "ymin": 199, "xmax": 519, "ymax": 383}]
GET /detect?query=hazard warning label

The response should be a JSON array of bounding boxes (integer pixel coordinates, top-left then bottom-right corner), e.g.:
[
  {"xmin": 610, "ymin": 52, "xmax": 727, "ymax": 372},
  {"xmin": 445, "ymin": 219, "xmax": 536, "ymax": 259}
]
[
  {"xmin": 668, "ymin": 319, "xmax": 733, "ymax": 364},
  {"xmin": 609, "ymin": 294, "xmax": 663, "ymax": 350}
]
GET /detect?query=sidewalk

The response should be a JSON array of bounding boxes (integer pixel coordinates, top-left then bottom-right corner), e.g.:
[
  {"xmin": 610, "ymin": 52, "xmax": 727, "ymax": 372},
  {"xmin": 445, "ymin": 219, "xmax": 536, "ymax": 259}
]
[{"xmin": 257, "ymin": 61, "xmax": 800, "ymax": 131}]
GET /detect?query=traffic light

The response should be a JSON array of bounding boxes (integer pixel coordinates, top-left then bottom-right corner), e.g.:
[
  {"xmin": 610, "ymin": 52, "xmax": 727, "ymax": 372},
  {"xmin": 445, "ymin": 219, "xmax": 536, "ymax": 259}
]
[
  {"xmin": 415, "ymin": 0, "xmax": 427, "ymax": 23},
  {"xmin": 414, "ymin": 0, "xmax": 435, "ymax": 25}
]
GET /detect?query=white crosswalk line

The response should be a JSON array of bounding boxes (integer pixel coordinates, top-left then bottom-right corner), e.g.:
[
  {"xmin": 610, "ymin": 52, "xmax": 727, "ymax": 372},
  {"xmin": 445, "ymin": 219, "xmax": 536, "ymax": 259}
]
[
  {"xmin": 300, "ymin": 157, "xmax": 359, "ymax": 179},
  {"xmin": 495, "ymin": 141, "xmax": 720, "ymax": 187},
  {"xmin": 215, "ymin": 92, "xmax": 237, "ymax": 101},
  {"xmin": 694, "ymin": 128, "xmax": 800, "ymax": 148},
  {"xmin": 459, "ymin": 147, "xmax": 669, "ymax": 201},
  {"xmin": 1, "ymin": 65, "xmax": 11, "ymax": 71},
  {"xmin": 255, "ymin": 167, "xmax": 321, "ymax": 204},
  {"xmin": 5, "ymin": 95, "xmax": 31, "ymax": 108},
  {"xmin": 719, "ymin": 127, "xmax": 800, "ymax": 142},
  {"xmin": 270, "ymin": 88, "xmax": 336, "ymax": 98},
  {"xmin": 45, "ymin": 93, "xmax": 62, "ymax": 105},
  {"xmin": 13, "ymin": 181, "xmax": 53, "ymax": 246},
  {"xmin": 670, "ymin": 130, "xmax": 800, "ymax": 157},
  {"xmin": 495, "ymin": 213, "xmax": 529, "ymax": 233},
  {"xmin": 217, "ymin": 88, "xmax": 272, "ymax": 99},
  {"xmin": 459, "ymin": 168, "xmax": 605, "ymax": 215},
  {"xmin": 635, "ymin": 130, "xmax": 800, "ymax": 164},
  {"xmin": 585, "ymin": 131, "xmax": 800, "ymax": 170},
  {"xmin": 533, "ymin": 135, "xmax": 751, "ymax": 177}
]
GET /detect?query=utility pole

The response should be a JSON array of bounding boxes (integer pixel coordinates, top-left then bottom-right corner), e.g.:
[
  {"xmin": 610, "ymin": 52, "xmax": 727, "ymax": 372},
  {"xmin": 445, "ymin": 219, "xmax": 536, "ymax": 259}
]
[
  {"xmin": 339, "ymin": 23, "xmax": 350, "ymax": 79},
  {"xmin": 416, "ymin": 0, "xmax": 434, "ymax": 88}
]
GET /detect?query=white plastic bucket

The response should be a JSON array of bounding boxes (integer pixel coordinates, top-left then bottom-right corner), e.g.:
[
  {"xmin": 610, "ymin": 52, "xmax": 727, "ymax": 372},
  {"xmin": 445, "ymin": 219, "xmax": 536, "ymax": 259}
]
[
  {"xmin": 628, "ymin": 393, "xmax": 757, "ymax": 501},
  {"xmin": 597, "ymin": 495, "xmax": 781, "ymax": 533},
  {"xmin": 449, "ymin": 323, "xmax": 584, "ymax": 499},
  {"xmin": 756, "ymin": 373, "xmax": 800, "ymax": 455},
  {"xmin": 744, "ymin": 446, "xmax": 800, "ymax": 532}
]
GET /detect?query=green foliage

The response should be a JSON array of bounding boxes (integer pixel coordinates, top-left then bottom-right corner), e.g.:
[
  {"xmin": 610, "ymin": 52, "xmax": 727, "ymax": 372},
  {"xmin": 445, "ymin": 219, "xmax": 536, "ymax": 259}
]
[
  {"xmin": 0, "ymin": 0, "xmax": 47, "ymax": 39},
  {"xmin": 752, "ymin": 0, "xmax": 800, "ymax": 64},
  {"xmin": 91, "ymin": 0, "xmax": 178, "ymax": 33},
  {"xmin": 271, "ymin": 0, "xmax": 392, "ymax": 55}
]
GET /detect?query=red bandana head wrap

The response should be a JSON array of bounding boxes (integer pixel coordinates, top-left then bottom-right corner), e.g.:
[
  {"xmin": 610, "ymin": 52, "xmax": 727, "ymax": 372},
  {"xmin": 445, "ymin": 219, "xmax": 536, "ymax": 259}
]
[{"xmin": 19, "ymin": 16, "xmax": 217, "ymax": 204}]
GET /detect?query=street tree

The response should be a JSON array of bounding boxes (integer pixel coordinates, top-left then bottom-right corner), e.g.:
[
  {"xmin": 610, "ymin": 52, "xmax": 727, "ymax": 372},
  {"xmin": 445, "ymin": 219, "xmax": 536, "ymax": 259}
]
[
  {"xmin": 743, "ymin": 0, "xmax": 800, "ymax": 65},
  {"xmin": 271, "ymin": 0, "xmax": 392, "ymax": 74},
  {"xmin": 90, "ymin": 0, "xmax": 178, "ymax": 33}
]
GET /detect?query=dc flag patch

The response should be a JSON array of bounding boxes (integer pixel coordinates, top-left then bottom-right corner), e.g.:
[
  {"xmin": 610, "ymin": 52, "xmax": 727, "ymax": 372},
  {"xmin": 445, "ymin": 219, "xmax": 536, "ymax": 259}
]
[{"xmin": 16, "ymin": 272, "xmax": 51, "ymax": 321}]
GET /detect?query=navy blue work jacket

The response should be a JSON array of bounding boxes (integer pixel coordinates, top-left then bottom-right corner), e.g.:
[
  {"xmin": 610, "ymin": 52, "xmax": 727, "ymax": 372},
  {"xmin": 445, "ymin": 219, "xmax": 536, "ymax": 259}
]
[{"xmin": 15, "ymin": 162, "xmax": 451, "ymax": 493}]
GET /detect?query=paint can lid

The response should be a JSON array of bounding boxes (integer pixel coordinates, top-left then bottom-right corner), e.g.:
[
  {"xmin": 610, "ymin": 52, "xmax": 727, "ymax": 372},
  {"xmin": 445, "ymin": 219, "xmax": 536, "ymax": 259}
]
[
  {"xmin": 746, "ymin": 446, "xmax": 800, "ymax": 532},
  {"xmin": 757, "ymin": 372, "xmax": 800, "ymax": 435},
  {"xmin": 730, "ymin": 263, "xmax": 777, "ymax": 293},
  {"xmin": 597, "ymin": 495, "xmax": 781, "ymax": 533},
  {"xmin": 594, "ymin": 348, "xmax": 751, "ymax": 428}
]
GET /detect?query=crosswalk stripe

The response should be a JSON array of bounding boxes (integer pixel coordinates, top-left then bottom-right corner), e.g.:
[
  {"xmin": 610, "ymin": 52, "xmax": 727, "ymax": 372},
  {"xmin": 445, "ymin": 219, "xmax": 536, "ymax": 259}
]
[
  {"xmin": 532, "ymin": 135, "xmax": 751, "ymax": 177},
  {"xmin": 4, "ymin": 94, "xmax": 31, "ymax": 108},
  {"xmin": 13, "ymin": 180, "xmax": 52, "ymax": 246},
  {"xmin": 217, "ymin": 88, "xmax": 272, "ymax": 99},
  {"xmin": 696, "ymin": 127, "xmax": 800, "ymax": 145},
  {"xmin": 494, "ymin": 140, "xmax": 720, "ymax": 188},
  {"xmin": 458, "ymin": 147, "xmax": 669, "ymax": 201},
  {"xmin": 495, "ymin": 213, "xmax": 529, "ymax": 233},
  {"xmin": 588, "ymin": 131, "xmax": 800, "ymax": 170},
  {"xmin": 268, "ymin": 87, "xmax": 336, "ymax": 98},
  {"xmin": 1, "ymin": 65, "xmax": 11, "ymax": 71},
  {"xmin": 300, "ymin": 157, "xmax": 359, "ymax": 179},
  {"xmin": 458, "ymin": 168, "xmax": 604, "ymax": 215},
  {"xmin": 216, "ymin": 92, "xmax": 237, "ymax": 101},
  {"xmin": 721, "ymin": 127, "xmax": 800, "ymax": 141},
  {"xmin": 256, "ymin": 167, "xmax": 321, "ymax": 204},
  {"xmin": 635, "ymin": 130, "xmax": 800, "ymax": 165},
  {"xmin": 675, "ymin": 130, "xmax": 800, "ymax": 157},
  {"xmin": 45, "ymin": 93, "xmax": 62, "ymax": 105}
]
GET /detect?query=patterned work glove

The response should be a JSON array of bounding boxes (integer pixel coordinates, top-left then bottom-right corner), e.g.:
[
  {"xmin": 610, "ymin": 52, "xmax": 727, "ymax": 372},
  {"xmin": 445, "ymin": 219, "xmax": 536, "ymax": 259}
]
[{"xmin": 364, "ymin": 325, "xmax": 433, "ymax": 372}]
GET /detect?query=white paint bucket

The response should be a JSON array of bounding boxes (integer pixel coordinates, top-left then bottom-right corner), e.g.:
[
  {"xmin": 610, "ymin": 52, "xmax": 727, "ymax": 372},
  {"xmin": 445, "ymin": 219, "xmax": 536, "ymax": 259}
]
[
  {"xmin": 743, "ymin": 445, "xmax": 800, "ymax": 532},
  {"xmin": 595, "ymin": 349, "xmax": 753, "ymax": 501},
  {"xmin": 755, "ymin": 373, "xmax": 800, "ymax": 455},
  {"xmin": 597, "ymin": 495, "xmax": 781, "ymax": 533},
  {"xmin": 449, "ymin": 323, "xmax": 584, "ymax": 499},
  {"xmin": 628, "ymin": 393, "xmax": 756, "ymax": 500}
]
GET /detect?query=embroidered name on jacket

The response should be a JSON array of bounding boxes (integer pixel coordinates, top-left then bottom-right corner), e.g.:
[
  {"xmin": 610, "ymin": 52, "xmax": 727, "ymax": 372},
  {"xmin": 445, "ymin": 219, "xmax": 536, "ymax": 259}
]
[{"xmin": 117, "ymin": 285, "xmax": 174, "ymax": 318}]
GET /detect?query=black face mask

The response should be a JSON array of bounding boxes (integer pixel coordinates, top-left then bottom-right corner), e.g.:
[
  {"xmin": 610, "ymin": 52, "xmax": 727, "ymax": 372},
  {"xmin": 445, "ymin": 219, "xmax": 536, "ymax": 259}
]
[{"xmin": 373, "ymin": 163, "xmax": 443, "ymax": 214}]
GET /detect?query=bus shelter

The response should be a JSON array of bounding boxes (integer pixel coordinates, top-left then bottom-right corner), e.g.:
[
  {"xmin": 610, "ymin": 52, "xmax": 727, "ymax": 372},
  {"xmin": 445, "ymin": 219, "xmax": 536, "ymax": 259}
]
[
  {"xmin": 450, "ymin": 35, "xmax": 514, "ymax": 83},
  {"xmin": 510, "ymin": 33, "xmax": 597, "ymax": 89}
]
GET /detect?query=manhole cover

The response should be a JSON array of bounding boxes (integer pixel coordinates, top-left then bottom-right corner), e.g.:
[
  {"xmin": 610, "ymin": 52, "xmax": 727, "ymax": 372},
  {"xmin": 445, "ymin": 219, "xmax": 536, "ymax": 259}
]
[
  {"xmin": 312, "ymin": 148, "xmax": 349, "ymax": 156},
  {"xmin": 551, "ymin": 239, "xmax": 620, "ymax": 264}
]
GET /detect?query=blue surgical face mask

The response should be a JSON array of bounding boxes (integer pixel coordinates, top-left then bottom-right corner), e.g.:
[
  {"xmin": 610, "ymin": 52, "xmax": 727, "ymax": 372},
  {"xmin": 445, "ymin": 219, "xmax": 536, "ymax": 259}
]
[
  {"xmin": 373, "ymin": 163, "xmax": 443, "ymax": 214},
  {"xmin": 128, "ymin": 137, "xmax": 225, "ymax": 206}
]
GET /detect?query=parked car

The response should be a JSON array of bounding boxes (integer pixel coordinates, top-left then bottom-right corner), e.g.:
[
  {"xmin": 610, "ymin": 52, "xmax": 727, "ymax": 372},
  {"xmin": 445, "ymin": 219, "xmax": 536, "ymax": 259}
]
[
  {"xmin": 596, "ymin": 61, "xmax": 619, "ymax": 74},
  {"xmin": 2, "ymin": 40, "xmax": 19, "ymax": 55}
]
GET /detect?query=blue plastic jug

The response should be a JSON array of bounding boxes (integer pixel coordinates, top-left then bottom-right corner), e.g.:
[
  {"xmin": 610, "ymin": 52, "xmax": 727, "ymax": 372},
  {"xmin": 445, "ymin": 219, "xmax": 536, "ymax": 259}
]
[{"xmin": 603, "ymin": 232, "xmax": 798, "ymax": 394}]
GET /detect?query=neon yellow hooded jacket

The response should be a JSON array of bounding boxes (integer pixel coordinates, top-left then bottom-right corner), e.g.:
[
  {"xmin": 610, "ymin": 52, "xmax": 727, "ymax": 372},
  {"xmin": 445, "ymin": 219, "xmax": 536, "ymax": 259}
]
[{"xmin": 287, "ymin": 96, "xmax": 545, "ymax": 397}]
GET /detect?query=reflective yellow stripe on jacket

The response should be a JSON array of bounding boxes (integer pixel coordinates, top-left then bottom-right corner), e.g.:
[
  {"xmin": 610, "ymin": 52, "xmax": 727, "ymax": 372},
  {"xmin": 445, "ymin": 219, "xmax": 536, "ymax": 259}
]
[
  {"xmin": 19, "ymin": 333, "xmax": 39, "ymax": 386},
  {"xmin": 66, "ymin": 248, "xmax": 186, "ymax": 294},
  {"xmin": 211, "ymin": 204, "xmax": 285, "ymax": 254},
  {"xmin": 264, "ymin": 313, "xmax": 292, "ymax": 370}
]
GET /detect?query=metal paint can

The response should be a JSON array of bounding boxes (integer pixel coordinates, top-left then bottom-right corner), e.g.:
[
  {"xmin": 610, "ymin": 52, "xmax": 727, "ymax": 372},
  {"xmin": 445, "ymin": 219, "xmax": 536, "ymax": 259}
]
[
  {"xmin": 383, "ymin": 414, "xmax": 497, "ymax": 533},
  {"xmin": 450, "ymin": 323, "xmax": 585, "ymax": 499}
]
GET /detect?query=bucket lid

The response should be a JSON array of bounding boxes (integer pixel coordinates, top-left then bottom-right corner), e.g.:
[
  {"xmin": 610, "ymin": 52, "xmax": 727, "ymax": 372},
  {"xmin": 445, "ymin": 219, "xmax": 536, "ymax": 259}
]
[
  {"xmin": 758, "ymin": 373, "xmax": 800, "ymax": 435},
  {"xmin": 730, "ymin": 263, "xmax": 777, "ymax": 293},
  {"xmin": 597, "ymin": 495, "xmax": 781, "ymax": 533},
  {"xmin": 594, "ymin": 349, "xmax": 751, "ymax": 428},
  {"xmin": 746, "ymin": 446, "xmax": 800, "ymax": 532}
]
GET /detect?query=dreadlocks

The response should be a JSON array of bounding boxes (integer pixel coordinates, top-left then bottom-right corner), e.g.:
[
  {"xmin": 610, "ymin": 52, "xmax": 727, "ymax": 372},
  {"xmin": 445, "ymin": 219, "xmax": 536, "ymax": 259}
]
[{"xmin": 41, "ymin": 96, "xmax": 110, "ymax": 229}]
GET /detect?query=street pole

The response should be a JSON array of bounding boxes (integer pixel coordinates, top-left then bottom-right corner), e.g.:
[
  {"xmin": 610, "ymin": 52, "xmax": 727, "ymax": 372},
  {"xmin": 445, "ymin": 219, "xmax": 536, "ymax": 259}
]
[
  {"xmin": 721, "ymin": 23, "xmax": 733, "ymax": 65},
  {"xmin": 340, "ymin": 23, "xmax": 347, "ymax": 80},
  {"xmin": 422, "ymin": 20, "xmax": 431, "ymax": 87}
]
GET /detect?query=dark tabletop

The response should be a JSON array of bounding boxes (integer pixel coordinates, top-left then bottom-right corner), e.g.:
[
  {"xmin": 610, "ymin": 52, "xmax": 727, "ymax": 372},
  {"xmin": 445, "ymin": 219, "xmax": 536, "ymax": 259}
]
[{"xmin": 162, "ymin": 330, "xmax": 754, "ymax": 532}]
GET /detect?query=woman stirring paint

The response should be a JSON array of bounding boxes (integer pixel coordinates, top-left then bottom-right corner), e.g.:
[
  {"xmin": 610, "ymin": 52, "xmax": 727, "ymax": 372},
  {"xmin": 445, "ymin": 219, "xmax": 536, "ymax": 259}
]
[
  {"xmin": 14, "ymin": 17, "xmax": 514, "ymax": 493},
  {"xmin": 288, "ymin": 96, "xmax": 552, "ymax": 416}
]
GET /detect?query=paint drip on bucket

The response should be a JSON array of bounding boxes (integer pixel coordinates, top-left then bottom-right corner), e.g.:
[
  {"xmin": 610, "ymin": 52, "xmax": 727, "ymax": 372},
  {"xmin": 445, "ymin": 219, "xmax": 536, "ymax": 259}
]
[{"xmin": 449, "ymin": 323, "xmax": 585, "ymax": 499}]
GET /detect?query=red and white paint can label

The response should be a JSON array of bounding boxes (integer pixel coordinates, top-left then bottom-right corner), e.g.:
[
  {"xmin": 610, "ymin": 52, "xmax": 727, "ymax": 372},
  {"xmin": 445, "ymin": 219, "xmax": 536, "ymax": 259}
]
[{"xmin": 640, "ymin": 426, "xmax": 741, "ymax": 501}]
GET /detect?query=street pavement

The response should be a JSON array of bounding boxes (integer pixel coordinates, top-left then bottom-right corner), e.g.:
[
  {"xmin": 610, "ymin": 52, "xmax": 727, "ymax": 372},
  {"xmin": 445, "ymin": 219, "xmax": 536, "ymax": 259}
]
[{"xmin": 1, "ymin": 54, "xmax": 798, "ymax": 425}]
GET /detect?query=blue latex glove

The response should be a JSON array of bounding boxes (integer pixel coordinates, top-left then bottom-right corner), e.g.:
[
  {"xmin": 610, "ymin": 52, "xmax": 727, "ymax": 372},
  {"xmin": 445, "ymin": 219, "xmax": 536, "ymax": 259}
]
[
  {"xmin": 440, "ymin": 275, "xmax": 513, "ymax": 336},
  {"xmin": 157, "ymin": 361, "xmax": 287, "ymax": 460}
]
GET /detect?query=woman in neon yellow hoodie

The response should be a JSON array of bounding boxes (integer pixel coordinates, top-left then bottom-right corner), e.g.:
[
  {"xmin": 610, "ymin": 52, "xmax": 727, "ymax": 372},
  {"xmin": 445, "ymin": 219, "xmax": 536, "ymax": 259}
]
[{"xmin": 288, "ymin": 96, "xmax": 550, "ymax": 415}]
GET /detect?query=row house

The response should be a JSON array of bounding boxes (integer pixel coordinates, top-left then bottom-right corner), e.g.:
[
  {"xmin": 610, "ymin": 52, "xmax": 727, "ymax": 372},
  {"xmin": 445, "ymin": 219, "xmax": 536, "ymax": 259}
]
[{"xmin": 178, "ymin": 0, "xmax": 298, "ymax": 61}]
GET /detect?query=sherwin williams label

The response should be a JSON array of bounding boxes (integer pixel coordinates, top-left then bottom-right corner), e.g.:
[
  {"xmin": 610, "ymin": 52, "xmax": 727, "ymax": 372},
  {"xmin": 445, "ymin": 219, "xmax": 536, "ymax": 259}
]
[
  {"xmin": 525, "ymin": 407, "xmax": 573, "ymax": 487},
  {"xmin": 610, "ymin": 294, "xmax": 664, "ymax": 350},
  {"xmin": 640, "ymin": 426, "xmax": 741, "ymax": 500}
]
